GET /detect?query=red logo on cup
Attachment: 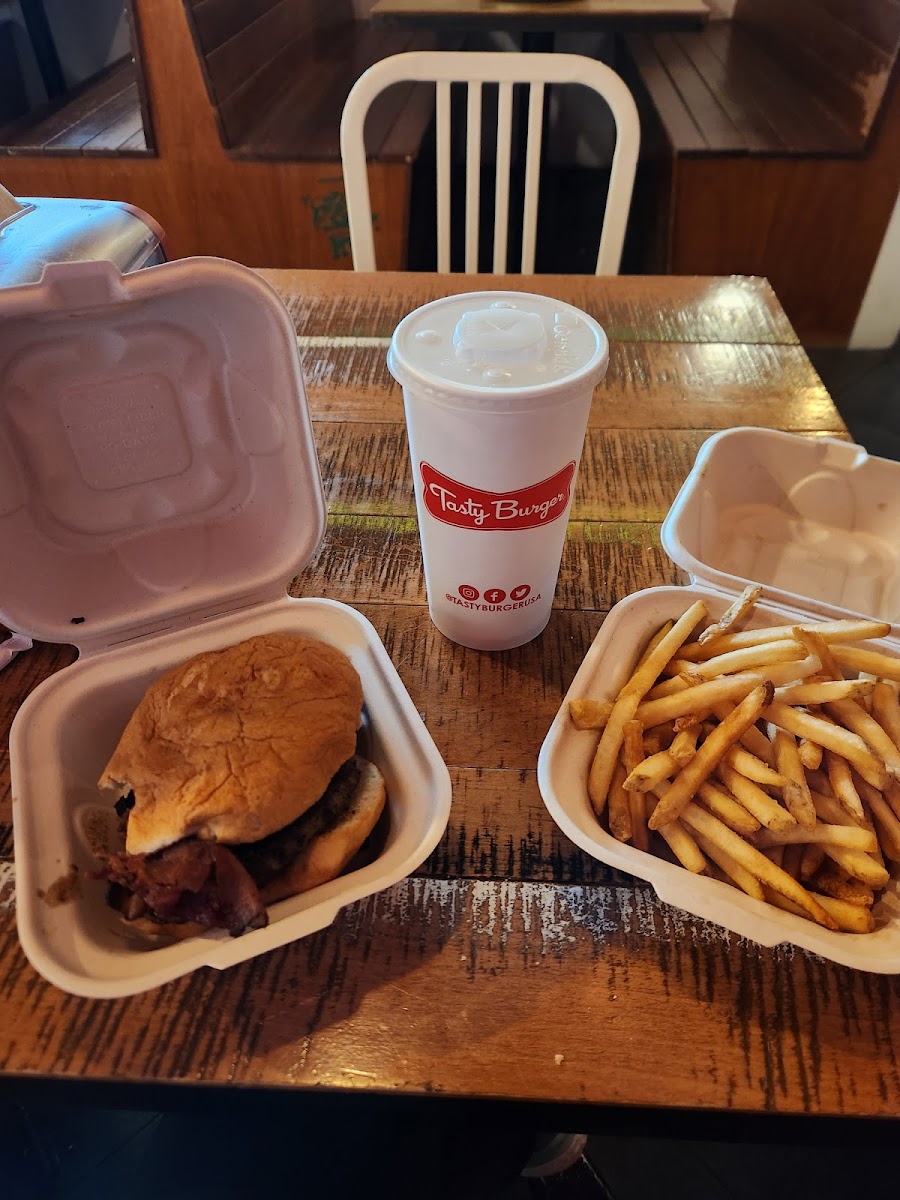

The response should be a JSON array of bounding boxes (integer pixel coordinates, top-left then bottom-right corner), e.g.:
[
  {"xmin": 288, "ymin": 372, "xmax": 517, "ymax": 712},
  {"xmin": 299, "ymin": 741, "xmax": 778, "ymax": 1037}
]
[
  {"xmin": 420, "ymin": 462, "xmax": 576, "ymax": 531},
  {"xmin": 510, "ymin": 583, "xmax": 531, "ymax": 600},
  {"xmin": 458, "ymin": 584, "xmax": 480, "ymax": 601},
  {"xmin": 484, "ymin": 588, "xmax": 506, "ymax": 603}
]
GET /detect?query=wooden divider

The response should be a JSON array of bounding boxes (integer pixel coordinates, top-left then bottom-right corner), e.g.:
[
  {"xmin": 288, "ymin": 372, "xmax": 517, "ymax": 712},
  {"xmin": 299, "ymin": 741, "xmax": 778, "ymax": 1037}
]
[
  {"xmin": 622, "ymin": 0, "xmax": 900, "ymax": 344},
  {"xmin": 0, "ymin": 0, "xmax": 425, "ymax": 268}
]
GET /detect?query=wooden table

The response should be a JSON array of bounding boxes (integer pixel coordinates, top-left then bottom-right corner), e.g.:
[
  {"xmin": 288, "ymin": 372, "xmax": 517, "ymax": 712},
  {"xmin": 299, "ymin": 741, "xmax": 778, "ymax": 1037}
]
[
  {"xmin": 1, "ymin": 270, "xmax": 897, "ymax": 1132},
  {"xmin": 370, "ymin": 0, "xmax": 709, "ymax": 36}
]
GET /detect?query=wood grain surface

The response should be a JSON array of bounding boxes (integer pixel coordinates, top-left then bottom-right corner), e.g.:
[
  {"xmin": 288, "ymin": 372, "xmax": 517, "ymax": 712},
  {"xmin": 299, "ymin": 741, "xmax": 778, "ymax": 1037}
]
[{"xmin": 4, "ymin": 270, "xmax": 898, "ymax": 1124}]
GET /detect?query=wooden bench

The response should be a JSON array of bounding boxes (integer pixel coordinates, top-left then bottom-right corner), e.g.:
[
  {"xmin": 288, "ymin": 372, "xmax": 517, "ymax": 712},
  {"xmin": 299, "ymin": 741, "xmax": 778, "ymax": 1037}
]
[
  {"xmin": 0, "ymin": 0, "xmax": 439, "ymax": 268},
  {"xmin": 0, "ymin": 58, "xmax": 150, "ymax": 156},
  {"xmin": 183, "ymin": 0, "xmax": 439, "ymax": 164},
  {"xmin": 621, "ymin": 0, "xmax": 900, "ymax": 343}
]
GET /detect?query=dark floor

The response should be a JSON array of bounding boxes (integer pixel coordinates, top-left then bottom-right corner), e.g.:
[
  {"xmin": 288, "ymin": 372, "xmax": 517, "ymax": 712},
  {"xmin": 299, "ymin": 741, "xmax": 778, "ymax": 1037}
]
[
  {"xmin": 3, "ymin": 347, "xmax": 898, "ymax": 1200},
  {"xmin": 807, "ymin": 340, "xmax": 900, "ymax": 460},
  {"xmin": 3, "ymin": 1101, "xmax": 898, "ymax": 1199}
]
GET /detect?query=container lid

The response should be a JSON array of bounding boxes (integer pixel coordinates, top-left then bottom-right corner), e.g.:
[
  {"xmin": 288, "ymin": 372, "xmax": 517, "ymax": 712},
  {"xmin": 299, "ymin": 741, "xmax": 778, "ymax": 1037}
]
[
  {"xmin": 387, "ymin": 290, "xmax": 609, "ymax": 410},
  {"xmin": 0, "ymin": 257, "xmax": 326, "ymax": 652},
  {"xmin": 661, "ymin": 427, "xmax": 900, "ymax": 629}
]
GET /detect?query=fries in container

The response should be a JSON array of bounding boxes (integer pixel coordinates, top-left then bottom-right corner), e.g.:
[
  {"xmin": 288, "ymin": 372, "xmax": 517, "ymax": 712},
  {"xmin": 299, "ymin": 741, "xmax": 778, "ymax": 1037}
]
[
  {"xmin": 540, "ymin": 586, "xmax": 900, "ymax": 971},
  {"xmin": 572, "ymin": 587, "xmax": 900, "ymax": 934},
  {"xmin": 540, "ymin": 430, "xmax": 900, "ymax": 970}
]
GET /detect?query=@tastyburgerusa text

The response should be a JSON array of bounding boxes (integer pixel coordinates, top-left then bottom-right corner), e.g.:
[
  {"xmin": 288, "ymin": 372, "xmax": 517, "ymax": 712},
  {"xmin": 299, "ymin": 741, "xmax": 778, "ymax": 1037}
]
[{"xmin": 446, "ymin": 593, "xmax": 542, "ymax": 612}]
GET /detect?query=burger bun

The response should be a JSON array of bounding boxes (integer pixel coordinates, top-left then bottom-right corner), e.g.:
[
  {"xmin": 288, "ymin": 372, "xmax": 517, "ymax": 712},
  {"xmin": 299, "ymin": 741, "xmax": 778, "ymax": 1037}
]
[{"xmin": 100, "ymin": 633, "xmax": 363, "ymax": 855}]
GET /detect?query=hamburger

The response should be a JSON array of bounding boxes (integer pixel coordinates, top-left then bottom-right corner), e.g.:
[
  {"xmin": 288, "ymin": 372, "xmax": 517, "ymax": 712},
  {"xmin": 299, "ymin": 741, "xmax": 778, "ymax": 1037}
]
[{"xmin": 94, "ymin": 632, "xmax": 386, "ymax": 940}]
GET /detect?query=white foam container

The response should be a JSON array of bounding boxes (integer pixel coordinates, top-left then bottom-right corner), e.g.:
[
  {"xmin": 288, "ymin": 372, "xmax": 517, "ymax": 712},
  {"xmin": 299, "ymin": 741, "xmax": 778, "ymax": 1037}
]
[
  {"xmin": 539, "ymin": 428, "xmax": 900, "ymax": 972},
  {"xmin": 1, "ymin": 258, "xmax": 452, "ymax": 998}
]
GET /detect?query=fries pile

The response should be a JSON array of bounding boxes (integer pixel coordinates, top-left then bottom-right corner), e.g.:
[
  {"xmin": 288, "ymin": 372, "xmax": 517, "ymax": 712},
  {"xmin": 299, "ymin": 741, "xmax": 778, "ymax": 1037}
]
[{"xmin": 572, "ymin": 586, "xmax": 900, "ymax": 934}]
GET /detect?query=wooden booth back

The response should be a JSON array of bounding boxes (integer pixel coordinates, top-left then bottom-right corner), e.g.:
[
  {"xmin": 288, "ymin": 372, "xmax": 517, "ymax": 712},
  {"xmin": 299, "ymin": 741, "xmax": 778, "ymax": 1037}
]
[{"xmin": 733, "ymin": 0, "xmax": 900, "ymax": 145}]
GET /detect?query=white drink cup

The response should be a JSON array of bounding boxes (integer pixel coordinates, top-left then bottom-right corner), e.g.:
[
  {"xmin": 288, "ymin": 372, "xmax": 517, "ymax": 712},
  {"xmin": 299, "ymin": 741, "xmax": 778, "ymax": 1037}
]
[{"xmin": 387, "ymin": 292, "xmax": 609, "ymax": 651}]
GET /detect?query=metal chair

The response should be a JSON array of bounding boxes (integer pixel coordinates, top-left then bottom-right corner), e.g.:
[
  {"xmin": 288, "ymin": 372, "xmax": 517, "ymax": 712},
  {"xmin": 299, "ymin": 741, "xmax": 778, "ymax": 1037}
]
[{"xmin": 340, "ymin": 49, "xmax": 640, "ymax": 274}]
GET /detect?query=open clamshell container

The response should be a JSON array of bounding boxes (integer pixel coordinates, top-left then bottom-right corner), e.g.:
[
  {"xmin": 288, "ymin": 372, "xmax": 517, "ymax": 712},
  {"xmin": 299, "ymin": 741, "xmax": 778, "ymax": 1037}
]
[
  {"xmin": 1, "ymin": 258, "xmax": 451, "ymax": 998},
  {"xmin": 539, "ymin": 428, "xmax": 900, "ymax": 972}
]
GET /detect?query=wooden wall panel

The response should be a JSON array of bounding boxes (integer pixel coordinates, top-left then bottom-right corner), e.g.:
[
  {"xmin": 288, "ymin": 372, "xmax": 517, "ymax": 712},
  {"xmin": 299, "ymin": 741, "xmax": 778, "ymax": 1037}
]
[{"xmin": 0, "ymin": 154, "xmax": 408, "ymax": 269}]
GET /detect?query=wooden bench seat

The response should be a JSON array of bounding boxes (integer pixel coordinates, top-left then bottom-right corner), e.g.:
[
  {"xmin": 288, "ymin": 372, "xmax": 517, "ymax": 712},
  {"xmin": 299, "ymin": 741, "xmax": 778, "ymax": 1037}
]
[
  {"xmin": 627, "ymin": 24, "xmax": 866, "ymax": 157},
  {"xmin": 0, "ymin": 58, "xmax": 149, "ymax": 156},
  {"xmin": 184, "ymin": 0, "xmax": 441, "ymax": 163},
  {"xmin": 226, "ymin": 27, "xmax": 438, "ymax": 162},
  {"xmin": 620, "ymin": 0, "xmax": 900, "ymax": 344}
]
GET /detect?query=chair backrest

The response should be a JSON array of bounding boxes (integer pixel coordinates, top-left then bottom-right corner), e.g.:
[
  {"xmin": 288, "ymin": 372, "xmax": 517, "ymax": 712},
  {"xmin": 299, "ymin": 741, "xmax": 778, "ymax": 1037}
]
[{"xmin": 340, "ymin": 49, "xmax": 640, "ymax": 274}]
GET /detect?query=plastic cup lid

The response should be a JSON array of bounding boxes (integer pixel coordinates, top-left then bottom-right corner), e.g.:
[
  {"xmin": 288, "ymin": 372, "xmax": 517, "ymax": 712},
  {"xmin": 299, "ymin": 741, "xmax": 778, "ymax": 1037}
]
[{"xmin": 387, "ymin": 291, "xmax": 609, "ymax": 410}]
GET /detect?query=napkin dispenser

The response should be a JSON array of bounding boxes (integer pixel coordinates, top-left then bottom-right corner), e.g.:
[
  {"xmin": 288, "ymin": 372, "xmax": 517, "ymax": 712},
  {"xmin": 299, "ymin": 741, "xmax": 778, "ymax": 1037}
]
[{"xmin": 0, "ymin": 184, "xmax": 166, "ymax": 288}]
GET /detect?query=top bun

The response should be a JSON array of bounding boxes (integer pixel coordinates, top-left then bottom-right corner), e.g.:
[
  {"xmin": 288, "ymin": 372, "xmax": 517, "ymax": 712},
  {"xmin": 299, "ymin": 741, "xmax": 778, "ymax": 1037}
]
[{"xmin": 100, "ymin": 633, "xmax": 363, "ymax": 855}]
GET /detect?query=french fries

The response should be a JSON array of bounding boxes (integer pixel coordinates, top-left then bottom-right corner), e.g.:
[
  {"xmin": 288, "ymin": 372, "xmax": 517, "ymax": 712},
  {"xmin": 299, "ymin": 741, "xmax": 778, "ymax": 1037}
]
[
  {"xmin": 872, "ymin": 683, "xmax": 900, "ymax": 751},
  {"xmin": 692, "ymin": 830, "xmax": 765, "ymax": 900},
  {"xmin": 607, "ymin": 760, "xmax": 632, "ymax": 842},
  {"xmin": 635, "ymin": 672, "xmax": 768, "ymax": 727},
  {"xmin": 719, "ymin": 741, "xmax": 784, "ymax": 787},
  {"xmin": 697, "ymin": 584, "xmax": 762, "ymax": 646},
  {"xmin": 683, "ymin": 639, "xmax": 806, "ymax": 681},
  {"xmin": 824, "ymin": 749, "xmax": 865, "ymax": 822},
  {"xmin": 764, "ymin": 701, "xmax": 888, "ymax": 789},
  {"xmin": 568, "ymin": 698, "xmax": 614, "ymax": 731},
  {"xmin": 677, "ymin": 618, "xmax": 892, "ymax": 661},
  {"xmin": 571, "ymin": 599, "xmax": 900, "ymax": 937},
  {"xmin": 769, "ymin": 728, "xmax": 815, "ymax": 829},
  {"xmin": 798, "ymin": 738, "xmax": 823, "ymax": 770},
  {"xmin": 697, "ymin": 779, "xmax": 761, "ymax": 836},
  {"xmin": 715, "ymin": 761, "xmax": 796, "ymax": 832},
  {"xmin": 679, "ymin": 803, "xmax": 837, "ymax": 928},
  {"xmin": 623, "ymin": 720, "xmax": 649, "ymax": 852},
  {"xmin": 654, "ymin": 812, "xmax": 706, "ymax": 874},
  {"xmin": 587, "ymin": 601, "xmax": 707, "ymax": 815}
]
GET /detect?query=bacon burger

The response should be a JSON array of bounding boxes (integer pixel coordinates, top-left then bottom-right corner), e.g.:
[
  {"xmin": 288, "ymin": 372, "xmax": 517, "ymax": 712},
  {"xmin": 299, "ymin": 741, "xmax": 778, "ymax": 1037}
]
[{"xmin": 94, "ymin": 632, "xmax": 386, "ymax": 939}]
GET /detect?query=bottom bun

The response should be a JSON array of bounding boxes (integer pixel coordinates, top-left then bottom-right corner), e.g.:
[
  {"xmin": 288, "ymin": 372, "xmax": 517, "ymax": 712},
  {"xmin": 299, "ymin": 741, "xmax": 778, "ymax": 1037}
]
[
  {"xmin": 261, "ymin": 758, "xmax": 387, "ymax": 903},
  {"xmin": 122, "ymin": 916, "xmax": 208, "ymax": 943}
]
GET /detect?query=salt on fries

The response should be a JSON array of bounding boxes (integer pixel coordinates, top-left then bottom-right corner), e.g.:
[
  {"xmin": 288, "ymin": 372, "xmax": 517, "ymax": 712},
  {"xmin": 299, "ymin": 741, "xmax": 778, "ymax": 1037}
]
[{"xmin": 571, "ymin": 587, "xmax": 900, "ymax": 935}]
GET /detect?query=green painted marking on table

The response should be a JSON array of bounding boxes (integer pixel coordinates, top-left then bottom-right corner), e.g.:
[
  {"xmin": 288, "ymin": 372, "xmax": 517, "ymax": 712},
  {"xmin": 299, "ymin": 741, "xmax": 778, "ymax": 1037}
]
[
  {"xmin": 321, "ymin": 514, "xmax": 660, "ymax": 538},
  {"xmin": 579, "ymin": 522, "xmax": 663, "ymax": 546},
  {"xmin": 326, "ymin": 512, "xmax": 419, "ymax": 533},
  {"xmin": 298, "ymin": 335, "xmax": 391, "ymax": 348}
]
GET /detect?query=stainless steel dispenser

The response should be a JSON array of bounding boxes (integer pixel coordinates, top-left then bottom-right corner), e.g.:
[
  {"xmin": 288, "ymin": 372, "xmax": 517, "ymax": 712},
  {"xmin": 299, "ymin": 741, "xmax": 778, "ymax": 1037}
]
[{"xmin": 0, "ymin": 183, "xmax": 166, "ymax": 286}]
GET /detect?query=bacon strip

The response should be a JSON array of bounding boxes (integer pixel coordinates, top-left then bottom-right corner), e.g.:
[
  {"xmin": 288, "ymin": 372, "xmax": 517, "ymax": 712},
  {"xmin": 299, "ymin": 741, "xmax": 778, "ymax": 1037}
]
[{"xmin": 97, "ymin": 840, "xmax": 267, "ymax": 936}]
